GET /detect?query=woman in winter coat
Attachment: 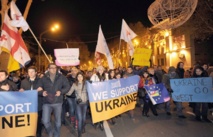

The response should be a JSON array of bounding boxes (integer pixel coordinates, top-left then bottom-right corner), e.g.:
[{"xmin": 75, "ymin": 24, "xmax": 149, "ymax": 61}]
[
  {"xmin": 192, "ymin": 66, "xmax": 211, "ymax": 123},
  {"xmin": 67, "ymin": 72, "xmax": 88, "ymax": 137}
]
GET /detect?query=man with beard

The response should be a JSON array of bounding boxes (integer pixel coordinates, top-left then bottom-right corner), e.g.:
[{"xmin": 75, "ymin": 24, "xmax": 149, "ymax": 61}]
[{"xmin": 39, "ymin": 63, "xmax": 70, "ymax": 137}]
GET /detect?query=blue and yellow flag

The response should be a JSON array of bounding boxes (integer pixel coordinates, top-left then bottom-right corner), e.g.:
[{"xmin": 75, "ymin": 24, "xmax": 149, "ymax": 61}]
[
  {"xmin": 87, "ymin": 75, "xmax": 140, "ymax": 123},
  {"xmin": 0, "ymin": 91, "xmax": 38, "ymax": 137}
]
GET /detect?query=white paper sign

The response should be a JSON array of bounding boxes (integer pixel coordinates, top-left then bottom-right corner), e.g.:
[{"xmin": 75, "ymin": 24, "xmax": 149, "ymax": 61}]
[{"xmin": 54, "ymin": 48, "xmax": 80, "ymax": 66}]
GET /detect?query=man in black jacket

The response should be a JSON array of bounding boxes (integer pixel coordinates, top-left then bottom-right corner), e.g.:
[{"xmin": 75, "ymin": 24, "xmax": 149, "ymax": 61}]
[
  {"xmin": 66, "ymin": 67, "xmax": 78, "ymax": 128},
  {"xmin": 39, "ymin": 63, "xmax": 70, "ymax": 137},
  {"xmin": 19, "ymin": 66, "xmax": 43, "ymax": 137},
  {"xmin": 0, "ymin": 70, "xmax": 17, "ymax": 91}
]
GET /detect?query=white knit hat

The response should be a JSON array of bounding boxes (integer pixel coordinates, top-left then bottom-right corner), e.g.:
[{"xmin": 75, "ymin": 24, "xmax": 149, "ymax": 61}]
[{"xmin": 96, "ymin": 66, "xmax": 105, "ymax": 71}]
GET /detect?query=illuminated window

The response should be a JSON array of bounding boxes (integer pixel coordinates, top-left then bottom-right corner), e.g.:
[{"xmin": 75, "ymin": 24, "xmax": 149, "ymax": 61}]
[{"xmin": 161, "ymin": 58, "xmax": 164, "ymax": 66}]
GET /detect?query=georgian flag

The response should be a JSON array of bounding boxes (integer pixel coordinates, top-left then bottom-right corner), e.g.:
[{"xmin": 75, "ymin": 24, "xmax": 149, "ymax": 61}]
[
  {"xmin": 0, "ymin": 12, "xmax": 31, "ymax": 72},
  {"xmin": 10, "ymin": 1, "xmax": 29, "ymax": 31}
]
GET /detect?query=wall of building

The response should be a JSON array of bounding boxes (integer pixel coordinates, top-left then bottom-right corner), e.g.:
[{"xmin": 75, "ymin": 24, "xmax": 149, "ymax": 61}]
[
  {"xmin": 194, "ymin": 37, "xmax": 213, "ymax": 65},
  {"xmin": 0, "ymin": 52, "xmax": 9, "ymax": 70}
]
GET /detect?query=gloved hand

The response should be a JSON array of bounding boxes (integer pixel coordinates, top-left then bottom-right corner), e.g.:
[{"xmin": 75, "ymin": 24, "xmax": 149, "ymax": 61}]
[{"xmin": 168, "ymin": 88, "xmax": 173, "ymax": 93}]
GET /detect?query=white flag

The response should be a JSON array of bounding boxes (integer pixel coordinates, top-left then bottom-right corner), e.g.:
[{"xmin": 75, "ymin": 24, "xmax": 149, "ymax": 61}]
[
  {"xmin": 96, "ymin": 25, "xmax": 114, "ymax": 69},
  {"xmin": 120, "ymin": 19, "xmax": 137, "ymax": 56},
  {"xmin": 10, "ymin": 1, "xmax": 29, "ymax": 31}
]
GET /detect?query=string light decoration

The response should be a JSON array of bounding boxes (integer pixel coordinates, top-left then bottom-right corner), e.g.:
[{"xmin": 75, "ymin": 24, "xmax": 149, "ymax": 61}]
[{"xmin": 148, "ymin": 0, "xmax": 198, "ymax": 29}]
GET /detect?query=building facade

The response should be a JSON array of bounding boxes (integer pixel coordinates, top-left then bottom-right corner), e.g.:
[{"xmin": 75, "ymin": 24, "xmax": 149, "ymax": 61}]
[{"xmin": 151, "ymin": 29, "xmax": 195, "ymax": 70}]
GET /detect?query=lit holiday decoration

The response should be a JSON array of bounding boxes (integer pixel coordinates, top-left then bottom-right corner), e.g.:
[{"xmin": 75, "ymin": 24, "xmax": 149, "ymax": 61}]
[{"xmin": 148, "ymin": 0, "xmax": 198, "ymax": 29}]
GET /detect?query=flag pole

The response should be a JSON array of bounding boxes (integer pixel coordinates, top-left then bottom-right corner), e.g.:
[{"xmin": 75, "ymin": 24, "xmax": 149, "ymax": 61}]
[
  {"xmin": 19, "ymin": 0, "xmax": 32, "ymax": 34},
  {"xmin": 66, "ymin": 43, "xmax": 69, "ymax": 48},
  {"xmin": 28, "ymin": 27, "xmax": 51, "ymax": 63},
  {"xmin": 118, "ymin": 39, "xmax": 121, "ymax": 54},
  {"xmin": 117, "ymin": 39, "xmax": 121, "ymax": 67}
]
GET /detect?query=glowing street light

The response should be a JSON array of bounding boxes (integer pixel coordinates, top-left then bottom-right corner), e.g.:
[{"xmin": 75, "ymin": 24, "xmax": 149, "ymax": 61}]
[
  {"xmin": 51, "ymin": 24, "xmax": 60, "ymax": 32},
  {"xmin": 38, "ymin": 23, "xmax": 60, "ymax": 72}
]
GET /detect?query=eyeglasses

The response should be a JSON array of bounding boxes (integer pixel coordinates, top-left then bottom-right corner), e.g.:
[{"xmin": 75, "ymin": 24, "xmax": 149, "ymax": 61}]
[{"xmin": 49, "ymin": 67, "xmax": 57, "ymax": 69}]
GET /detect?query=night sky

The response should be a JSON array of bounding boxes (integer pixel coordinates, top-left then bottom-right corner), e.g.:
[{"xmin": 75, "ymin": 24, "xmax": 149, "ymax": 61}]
[{"xmin": 15, "ymin": 0, "xmax": 154, "ymax": 53}]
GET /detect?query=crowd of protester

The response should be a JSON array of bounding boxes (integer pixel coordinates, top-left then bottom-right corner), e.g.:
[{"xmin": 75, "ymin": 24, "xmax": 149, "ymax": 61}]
[{"xmin": 0, "ymin": 61, "xmax": 213, "ymax": 137}]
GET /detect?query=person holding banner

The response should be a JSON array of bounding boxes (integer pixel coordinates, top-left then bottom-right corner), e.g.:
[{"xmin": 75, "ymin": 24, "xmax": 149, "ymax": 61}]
[
  {"xmin": 138, "ymin": 71, "xmax": 158, "ymax": 117},
  {"xmin": 90, "ymin": 65, "xmax": 106, "ymax": 130},
  {"xmin": 108, "ymin": 69, "xmax": 116, "ymax": 125},
  {"xmin": 115, "ymin": 72, "xmax": 122, "ymax": 79},
  {"xmin": 0, "ymin": 70, "xmax": 18, "ymax": 91},
  {"xmin": 202, "ymin": 63, "xmax": 209, "ymax": 77},
  {"xmin": 38, "ymin": 63, "xmax": 70, "ymax": 137},
  {"xmin": 123, "ymin": 66, "xmax": 136, "ymax": 119},
  {"xmin": 66, "ymin": 72, "xmax": 88, "ymax": 137},
  {"xmin": 192, "ymin": 66, "xmax": 211, "ymax": 122},
  {"xmin": 19, "ymin": 66, "xmax": 43, "ymax": 137},
  {"xmin": 162, "ymin": 66, "xmax": 186, "ymax": 118},
  {"xmin": 148, "ymin": 68, "xmax": 160, "ymax": 84}
]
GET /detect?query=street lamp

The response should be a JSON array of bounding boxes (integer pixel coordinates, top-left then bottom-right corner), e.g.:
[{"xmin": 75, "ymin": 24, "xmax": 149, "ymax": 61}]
[{"xmin": 38, "ymin": 23, "xmax": 60, "ymax": 72}]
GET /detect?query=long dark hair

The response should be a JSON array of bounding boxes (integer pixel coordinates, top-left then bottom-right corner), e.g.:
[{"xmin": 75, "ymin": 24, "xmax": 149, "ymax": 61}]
[
  {"xmin": 75, "ymin": 72, "xmax": 86, "ymax": 90},
  {"xmin": 176, "ymin": 61, "xmax": 184, "ymax": 69},
  {"xmin": 192, "ymin": 66, "xmax": 206, "ymax": 77},
  {"xmin": 108, "ymin": 69, "xmax": 115, "ymax": 79},
  {"xmin": 142, "ymin": 71, "xmax": 150, "ymax": 79}
]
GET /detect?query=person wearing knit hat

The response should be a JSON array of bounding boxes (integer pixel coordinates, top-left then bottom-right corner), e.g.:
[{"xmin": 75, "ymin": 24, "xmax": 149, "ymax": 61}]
[
  {"xmin": 96, "ymin": 65, "xmax": 105, "ymax": 72},
  {"xmin": 168, "ymin": 66, "xmax": 176, "ymax": 73},
  {"xmin": 162, "ymin": 66, "xmax": 186, "ymax": 119}
]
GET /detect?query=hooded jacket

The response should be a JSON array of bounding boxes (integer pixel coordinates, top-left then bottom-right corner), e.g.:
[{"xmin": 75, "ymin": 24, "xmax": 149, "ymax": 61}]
[{"xmin": 162, "ymin": 66, "xmax": 179, "ymax": 91}]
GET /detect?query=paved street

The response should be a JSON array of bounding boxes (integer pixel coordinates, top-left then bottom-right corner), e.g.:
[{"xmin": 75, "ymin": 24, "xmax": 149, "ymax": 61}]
[{"xmin": 42, "ymin": 103, "xmax": 213, "ymax": 137}]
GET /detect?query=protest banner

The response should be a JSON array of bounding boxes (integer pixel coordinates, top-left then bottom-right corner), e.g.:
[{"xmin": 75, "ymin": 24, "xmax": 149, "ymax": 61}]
[
  {"xmin": 0, "ymin": 91, "xmax": 38, "ymax": 137},
  {"xmin": 133, "ymin": 48, "xmax": 152, "ymax": 66},
  {"xmin": 144, "ymin": 83, "xmax": 170, "ymax": 105},
  {"xmin": 86, "ymin": 75, "xmax": 140, "ymax": 123},
  {"xmin": 54, "ymin": 48, "xmax": 80, "ymax": 66},
  {"xmin": 170, "ymin": 77, "xmax": 213, "ymax": 102}
]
